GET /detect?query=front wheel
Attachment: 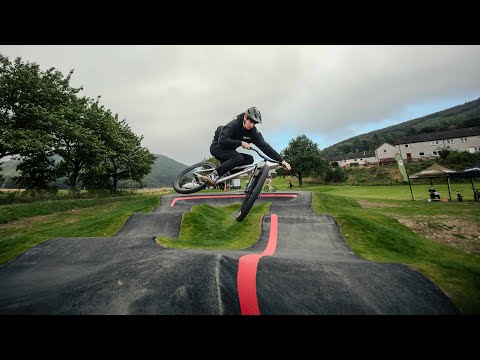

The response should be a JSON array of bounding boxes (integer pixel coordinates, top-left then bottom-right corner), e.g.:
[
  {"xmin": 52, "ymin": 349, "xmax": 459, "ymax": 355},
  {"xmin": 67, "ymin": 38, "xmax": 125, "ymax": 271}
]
[
  {"xmin": 271, "ymin": 186, "xmax": 277, "ymax": 192},
  {"xmin": 173, "ymin": 162, "xmax": 217, "ymax": 194},
  {"xmin": 236, "ymin": 166, "xmax": 269, "ymax": 222}
]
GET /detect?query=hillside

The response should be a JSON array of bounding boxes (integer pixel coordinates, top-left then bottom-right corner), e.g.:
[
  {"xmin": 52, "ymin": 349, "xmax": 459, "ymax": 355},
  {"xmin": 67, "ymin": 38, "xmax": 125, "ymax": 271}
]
[
  {"xmin": 320, "ymin": 97, "xmax": 480, "ymax": 158},
  {"xmin": 134, "ymin": 154, "xmax": 188, "ymax": 188},
  {"xmin": 0, "ymin": 154, "xmax": 188, "ymax": 189}
]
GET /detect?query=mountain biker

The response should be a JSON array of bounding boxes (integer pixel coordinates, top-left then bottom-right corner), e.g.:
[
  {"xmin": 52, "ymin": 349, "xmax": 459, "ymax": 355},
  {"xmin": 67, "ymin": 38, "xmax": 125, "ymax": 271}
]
[{"xmin": 206, "ymin": 106, "xmax": 292, "ymax": 185}]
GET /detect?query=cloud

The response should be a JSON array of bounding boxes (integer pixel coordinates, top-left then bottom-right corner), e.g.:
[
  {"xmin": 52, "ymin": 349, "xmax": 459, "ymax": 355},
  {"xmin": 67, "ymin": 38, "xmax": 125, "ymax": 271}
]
[{"xmin": 1, "ymin": 45, "xmax": 479, "ymax": 165}]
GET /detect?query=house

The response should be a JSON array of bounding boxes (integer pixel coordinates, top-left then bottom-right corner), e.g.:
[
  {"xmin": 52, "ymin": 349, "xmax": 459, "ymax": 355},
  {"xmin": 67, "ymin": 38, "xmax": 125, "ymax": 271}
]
[
  {"xmin": 375, "ymin": 143, "xmax": 397, "ymax": 165},
  {"xmin": 327, "ymin": 151, "xmax": 377, "ymax": 168},
  {"xmin": 326, "ymin": 143, "xmax": 397, "ymax": 168},
  {"xmin": 394, "ymin": 127, "xmax": 480, "ymax": 162}
]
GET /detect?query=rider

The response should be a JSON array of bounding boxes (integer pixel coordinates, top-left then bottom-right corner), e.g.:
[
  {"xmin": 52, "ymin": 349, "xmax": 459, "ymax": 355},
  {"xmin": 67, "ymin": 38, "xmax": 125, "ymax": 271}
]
[
  {"xmin": 206, "ymin": 106, "xmax": 291, "ymax": 185},
  {"xmin": 266, "ymin": 176, "xmax": 273, "ymax": 190}
]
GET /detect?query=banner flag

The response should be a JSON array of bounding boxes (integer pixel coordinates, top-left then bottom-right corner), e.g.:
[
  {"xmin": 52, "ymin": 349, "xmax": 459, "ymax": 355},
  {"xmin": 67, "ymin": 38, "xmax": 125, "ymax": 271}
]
[{"xmin": 395, "ymin": 153, "xmax": 408, "ymax": 182}]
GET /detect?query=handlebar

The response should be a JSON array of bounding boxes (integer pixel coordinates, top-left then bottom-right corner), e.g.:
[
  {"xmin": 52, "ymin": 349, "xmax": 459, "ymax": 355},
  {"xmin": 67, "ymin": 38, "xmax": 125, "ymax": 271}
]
[{"xmin": 248, "ymin": 146, "xmax": 284, "ymax": 167}]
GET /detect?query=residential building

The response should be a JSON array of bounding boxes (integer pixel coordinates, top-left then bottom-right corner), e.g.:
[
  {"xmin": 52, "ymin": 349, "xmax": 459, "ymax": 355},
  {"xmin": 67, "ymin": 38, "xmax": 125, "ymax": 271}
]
[
  {"xmin": 394, "ymin": 126, "xmax": 480, "ymax": 162},
  {"xmin": 327, "ymin": 151, "xmax": 377, "ymax": 168},
  {"xmin": 375, "ymin": 143, "xmax": 397, "ymax": 165}
]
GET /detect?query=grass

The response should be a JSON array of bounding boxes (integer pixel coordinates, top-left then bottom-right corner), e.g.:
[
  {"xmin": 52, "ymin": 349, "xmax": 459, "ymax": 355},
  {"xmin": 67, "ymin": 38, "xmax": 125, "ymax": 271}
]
[
  {"xmin": 1, "ymin": 183, "xmax": 479, "ymax": 314},
  {"xmin": 309, "ymin": 190, "xmax": 480, "ymax": 314},
  {"xmin": 0, "ymin": 192, "xmax": 168, "ymax": 265},
  {"xmin": 156, "ymin": 202, "xmax": 270, "ymax": 249}
]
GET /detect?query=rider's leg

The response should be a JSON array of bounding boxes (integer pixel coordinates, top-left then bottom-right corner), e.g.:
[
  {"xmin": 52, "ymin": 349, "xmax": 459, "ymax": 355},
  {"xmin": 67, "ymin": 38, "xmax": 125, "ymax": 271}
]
[{"xmin": 210, "ymin": 145, "xmax": 253, "ymax": 176}]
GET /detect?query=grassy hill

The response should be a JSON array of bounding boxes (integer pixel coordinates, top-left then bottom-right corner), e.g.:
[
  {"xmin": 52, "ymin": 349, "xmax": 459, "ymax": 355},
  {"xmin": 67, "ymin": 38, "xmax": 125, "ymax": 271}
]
[
  {"xmin": 124, "ymin": 153, "xmax": 188, "ymax": 188},
  {"xmin": 321, "ymin": 97, "xmax": 480, "ymax": 158}
]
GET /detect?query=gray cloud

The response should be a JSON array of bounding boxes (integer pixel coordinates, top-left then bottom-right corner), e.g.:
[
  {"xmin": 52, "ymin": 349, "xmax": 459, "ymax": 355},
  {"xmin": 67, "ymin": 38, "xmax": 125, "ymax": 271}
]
[{"xmin": 1, "ymin": 45, "xmax": 479, "ymax": 165}]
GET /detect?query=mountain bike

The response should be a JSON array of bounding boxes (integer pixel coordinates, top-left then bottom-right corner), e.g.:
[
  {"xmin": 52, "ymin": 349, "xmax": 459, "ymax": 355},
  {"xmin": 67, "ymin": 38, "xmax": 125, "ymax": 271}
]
[{"xmin": 173, "ymin": 147, "xmax": 285, "ymax": 221}]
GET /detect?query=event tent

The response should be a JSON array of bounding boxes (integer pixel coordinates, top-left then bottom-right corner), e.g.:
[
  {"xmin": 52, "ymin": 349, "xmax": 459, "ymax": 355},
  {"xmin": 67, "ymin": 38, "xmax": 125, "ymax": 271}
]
[
  {"xmin": 447, "ymin": 162, "xmax": 480, "ymax": 201},
  {"xmin": 409, "ymin": 163, "xmax": 456, "ymax": 201}
]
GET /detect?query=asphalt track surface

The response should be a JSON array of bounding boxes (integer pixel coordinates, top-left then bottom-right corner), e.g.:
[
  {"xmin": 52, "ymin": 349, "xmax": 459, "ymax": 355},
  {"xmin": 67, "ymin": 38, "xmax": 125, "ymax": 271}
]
[{"xmin": 0, "ymin": 191, "xmax": 459, "ymax": 315}]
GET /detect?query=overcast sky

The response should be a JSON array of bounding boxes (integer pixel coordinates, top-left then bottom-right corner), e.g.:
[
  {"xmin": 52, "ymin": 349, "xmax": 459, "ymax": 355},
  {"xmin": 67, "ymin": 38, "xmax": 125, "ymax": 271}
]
[{"xmin": 1, "ymin": 45, "xmax": 480, "ymax": 165}]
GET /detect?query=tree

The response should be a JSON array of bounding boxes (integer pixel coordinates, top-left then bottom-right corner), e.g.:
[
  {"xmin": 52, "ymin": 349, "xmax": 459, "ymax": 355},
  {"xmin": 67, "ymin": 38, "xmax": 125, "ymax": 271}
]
[
  {"xmin": 324, "ymin": 165, "xmax": 348, "ymax": 183},
  {"xmin": 13, "ymin": 152, "xmax": 57, "ymax": 191},
  {"xmin": 52, "ymin": 96, "xmax": 109, "ymax": 192},
  {"xmin": 1, "ymin": 53, "xmax": 82, "ymax": 190},
  {"xmin": 279, "ymin": 134, "xmax": 327, "ymax": 187},
  {"xmin": 0, "ymin": 53, "xmax": 82, "ymax": 160},
  {"xmin": 80, "ymin": 114, "xmax": 156, "ymax": 192}
]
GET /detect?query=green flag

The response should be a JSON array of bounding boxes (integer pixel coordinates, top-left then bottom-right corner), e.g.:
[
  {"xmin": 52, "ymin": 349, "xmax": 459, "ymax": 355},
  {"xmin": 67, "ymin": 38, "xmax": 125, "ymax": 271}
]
[{"xmin": 395, "ymin": 153, "xmax": 408, "ymax": 182}]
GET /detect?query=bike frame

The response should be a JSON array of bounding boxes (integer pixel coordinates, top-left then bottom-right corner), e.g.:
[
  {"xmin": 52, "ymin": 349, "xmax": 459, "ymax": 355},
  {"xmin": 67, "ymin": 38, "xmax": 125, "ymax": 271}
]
[{"xmin": 210, "ymin": 148, "xmax": 281, "ymax": 188}]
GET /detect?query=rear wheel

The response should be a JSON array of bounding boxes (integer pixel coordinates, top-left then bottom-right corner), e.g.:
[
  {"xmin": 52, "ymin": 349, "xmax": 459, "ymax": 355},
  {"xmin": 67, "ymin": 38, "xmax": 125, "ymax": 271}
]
[
  {"xmin": 173, "ymin": 162, "xmax": 217, "ymax": 194},
  {"xmin": 263, "ymin": 185, "xmax": 269, "ymax": 192},
  {"xmin": 236, "ymin": 166, "xmax": 269, "ymax": 222}
]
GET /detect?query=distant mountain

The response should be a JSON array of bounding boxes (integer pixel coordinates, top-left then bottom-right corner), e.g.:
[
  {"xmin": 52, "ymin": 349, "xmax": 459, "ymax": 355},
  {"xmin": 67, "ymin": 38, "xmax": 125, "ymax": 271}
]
[
  {"xmin": 1, "ymin": 154, "xmax": 188, "ymax": 189},
  {"xmin": 0, "ymin": 158, "xmax": 21, "ymax": 178},
  {"xmin": 320, "ymin": 97, "xmax": 480, "ymax": 159},
  {"xmin": 137, "ymin": 154, "xmax": 188, "ymax": 188}
]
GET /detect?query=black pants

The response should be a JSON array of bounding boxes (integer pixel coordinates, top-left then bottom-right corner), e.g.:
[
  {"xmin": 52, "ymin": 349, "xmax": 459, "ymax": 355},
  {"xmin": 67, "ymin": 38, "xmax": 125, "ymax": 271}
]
[{"xmin": 210, "ymin": 144, "xmax": 254, "ymax": 176}]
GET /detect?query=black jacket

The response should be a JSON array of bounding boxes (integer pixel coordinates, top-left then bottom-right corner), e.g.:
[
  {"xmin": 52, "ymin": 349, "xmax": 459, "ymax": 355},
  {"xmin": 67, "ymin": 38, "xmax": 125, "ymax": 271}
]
[{"xmin": 211, "ymin": 113, "xmax": 283, "ymax": 162}]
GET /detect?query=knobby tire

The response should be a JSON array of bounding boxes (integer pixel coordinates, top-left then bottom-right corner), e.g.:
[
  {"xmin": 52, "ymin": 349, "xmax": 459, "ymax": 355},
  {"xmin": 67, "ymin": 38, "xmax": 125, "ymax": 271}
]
[
  {"xmin": 173, "ymin": 162, "xmax": 216, "ymax": 194},
  {"xmin": 236, "ymin": 166, "xmax": 269, "ymax": 222}
]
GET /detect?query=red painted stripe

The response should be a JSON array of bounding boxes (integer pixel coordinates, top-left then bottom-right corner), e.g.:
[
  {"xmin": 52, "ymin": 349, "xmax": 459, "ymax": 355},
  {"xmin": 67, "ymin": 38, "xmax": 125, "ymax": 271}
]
[
  {"xmin": 170, "ymin": 194, "xmax": 297, "ymax": 207},
  {"xmin": 237, "ymin": 214, "xmax": 279, "ymax": 315}
]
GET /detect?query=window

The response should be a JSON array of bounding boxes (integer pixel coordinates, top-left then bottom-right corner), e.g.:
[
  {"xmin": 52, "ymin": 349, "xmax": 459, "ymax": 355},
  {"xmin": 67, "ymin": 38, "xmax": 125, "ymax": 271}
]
[
  {"xmin": 433, "ymin": 151, "xmax": 438, "ymax": 156},
  {"xmin": 461, "ymin": 137, "xmax": 467, "ymax": 143},
  {"xmin": 447, "ymin": 139, "xmax": 454, "ymax": 144},
  {"xmin": 431, "ymin": 141, "xmax": 439, "ymax": 145},
  {"xmin": 383, "ymin": 149, "xmax": 387, "ymax": 153},
  {"xmin": 404, "ymin": 144, "xmax": 413, "ymax": 148},
  {"xmin": 419, "ymin": 152, "xmax": 425, "ymax": 156}
]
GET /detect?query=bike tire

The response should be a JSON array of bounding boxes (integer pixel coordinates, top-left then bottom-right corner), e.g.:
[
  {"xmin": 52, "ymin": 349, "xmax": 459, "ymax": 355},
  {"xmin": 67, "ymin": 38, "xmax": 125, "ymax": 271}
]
[
  {"xmin": 236, "ymin": 166, "xmax": 269, "ymax": 222},
  {"xmin": 173, "ymin": 162, "xmax": 217, "ymax": 194},
  {"xmin": 263, "ymin": 185, "xmax": 269, "ymax": 192},
  {"xmin": 272, "ymin": 186, "xmax": 277, "ymax": 192}
]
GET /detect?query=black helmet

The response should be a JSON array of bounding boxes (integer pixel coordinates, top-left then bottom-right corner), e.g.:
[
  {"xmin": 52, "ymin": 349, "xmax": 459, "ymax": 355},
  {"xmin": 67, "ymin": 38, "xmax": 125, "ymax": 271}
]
[{"xmin": 245, "ymin": 106, "xmax": 262, "ymax": 124}]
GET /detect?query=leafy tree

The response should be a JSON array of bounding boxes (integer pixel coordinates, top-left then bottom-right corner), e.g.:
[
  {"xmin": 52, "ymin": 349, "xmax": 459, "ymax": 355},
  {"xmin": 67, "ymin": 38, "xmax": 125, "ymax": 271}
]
[
  {"xmin": 0, "ymin": 53, "xmax": 82, "ymax": 160},
  {"xmin": 325, "ymin": 165, "xmax": 348, "ymax": 183},
  {"xmin": 406, "ymin": 127, "xmax": 418, "ymax": 136},
  {"xmin": 460, "ymin": 117, "xmax": 480, "ymax": 128},
  {"xmin": 338, "ymin": 143, "xmax": 352, "ymax": 154},
  {"xmin": 279, "ymin": 134, "xmax": 327, "ymax": 187},
  {"xmin": 52, "ymin": 96, "xmax": 109, "ymax": 192},
  {"xmin": 438, "ymin": 149, "xmax": 450, "ymax": 160},
  {"xmin": 80, "ymin": 114, "xmax": 156, "ymax": 191},
  {"xmin": 13, "ymin": 152, "xmax": 57, "ymax": 191},
  {"xmin": 351, "ymin": 137, "xmax": 361, "ymax": 153},
  {"xmin": 419, "ymin": 126, "xmax": 436, "ymax": 134}
]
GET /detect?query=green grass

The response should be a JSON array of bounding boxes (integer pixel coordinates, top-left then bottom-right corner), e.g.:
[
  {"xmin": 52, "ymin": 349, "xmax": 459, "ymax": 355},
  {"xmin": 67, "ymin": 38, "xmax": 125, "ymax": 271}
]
[
  {"xmin": 309, "ymin": 190, "xmax": 480, "ymax": 314},
  {"xmin": 156, "ymin": 202, "xmax": 270, "ymax": 249},
  {"xmin": 0, "ymin": 193, "xmax": 165, "ymax": 265},
  {"xmin": 2, "ymin": 183, "xmax": 480, "ymax": 314}
]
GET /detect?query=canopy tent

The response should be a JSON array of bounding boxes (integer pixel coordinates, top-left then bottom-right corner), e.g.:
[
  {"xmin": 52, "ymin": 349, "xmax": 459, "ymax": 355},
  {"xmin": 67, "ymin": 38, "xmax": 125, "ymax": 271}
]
[
  {"xmin": 409, "ymin": 163, "xmax": 456, "ymax": 180},
  {"xmin": 447, "ymin": 162, "xmax": 480, "ymax": 179},
  {"xmin": 409, "ymin": 163, "xmax": 456, "ymax": 201},
  {"xmin": 446, "ymin": 162, "xmax": 480, "ymax": 201}
]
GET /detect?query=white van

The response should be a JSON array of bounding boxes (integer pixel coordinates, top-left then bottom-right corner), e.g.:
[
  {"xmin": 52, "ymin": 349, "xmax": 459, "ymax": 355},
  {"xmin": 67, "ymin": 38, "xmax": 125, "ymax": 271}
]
[{"xmin": 232, "ymin": 179, "xmax": 241, "ymax": 189}]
